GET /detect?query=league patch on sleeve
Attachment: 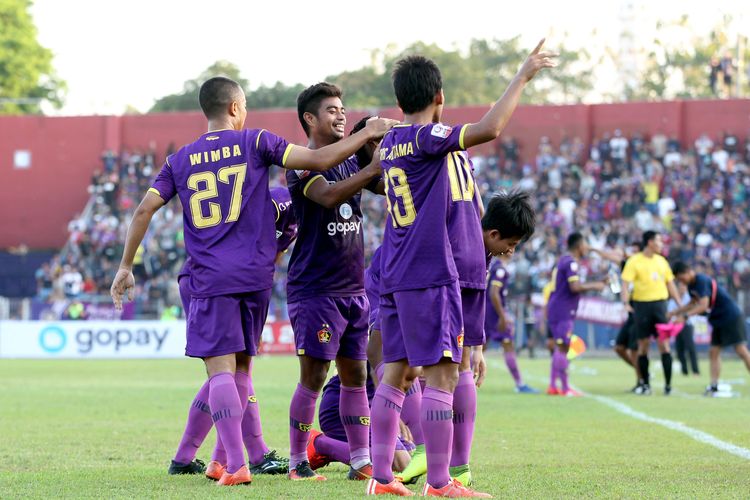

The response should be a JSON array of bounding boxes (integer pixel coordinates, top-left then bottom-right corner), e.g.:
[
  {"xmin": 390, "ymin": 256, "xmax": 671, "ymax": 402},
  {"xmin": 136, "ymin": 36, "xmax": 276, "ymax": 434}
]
[
  {"xmin": 495, "ymin": 269, "xmax": 506, "ymax": 278},
  {"xmin": 295, "ymin": 169, "xmax": 311, "ymax": 179},
  {"xmin": 431, "ymin": 124, "xmax": 452, "ymax": 138},
  {"xmin": 570, "ymin": 262, "xmax": 579, "ymax": 272}
]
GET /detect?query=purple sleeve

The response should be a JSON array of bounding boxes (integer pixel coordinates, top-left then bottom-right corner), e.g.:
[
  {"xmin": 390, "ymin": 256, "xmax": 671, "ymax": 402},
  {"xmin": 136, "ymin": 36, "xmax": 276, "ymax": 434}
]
[
  {"xmin": 416, "ymin": 123, "xmax": 469, "ymax": 157},
  {"xmin": 149, "ymin": 158, "xmax": 176, "ymax": 202},
  {"xmin": 563, "ymin": 259, "xmax": 580, "ymax": 282},
  {"xmin": 255, "ymin": 129, "xmax": 293, "ymax": 167}
]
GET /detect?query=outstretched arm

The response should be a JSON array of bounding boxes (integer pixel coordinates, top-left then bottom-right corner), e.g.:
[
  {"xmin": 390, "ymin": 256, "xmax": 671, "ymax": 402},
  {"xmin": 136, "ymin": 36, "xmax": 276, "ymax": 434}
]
[
  {"xmin": 304, "ymin": 150, "xmax": 382, "ymax": 209},
  {"xmin": 462, "ymin": 39, "xmax": 557, "ymax": 149}
]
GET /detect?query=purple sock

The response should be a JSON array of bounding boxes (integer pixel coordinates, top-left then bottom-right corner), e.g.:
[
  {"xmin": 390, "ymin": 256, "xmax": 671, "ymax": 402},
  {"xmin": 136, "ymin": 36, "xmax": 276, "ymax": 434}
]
[
  {"xmin": 371, "ymin": 383, "xmax": 405, "ymax": 484},
  {"xmin": 173, "ymin": 380, "xmax": 213, "ymax": 464},
  {"xmin": 557, "ymin": 352, "xmax": 570, "ymax": 392},
  {"xmin": 315, "ymin": 434, "xmax": 351, "ymax": 464},
  {"xmin": 240, "ymin": 372, "xmax": 270, "ymax": 465},
  {"xmin": 209, "ymin": 372, "xmax": 244, "ymax": 473},
  {"xmin": 340, "ymin": 385, "xmax": 371, "ymax": 469},
  {"xmin": 504, "ymin": 351, "xmax": 523, "ymax": 386},
  {"xmin": 450, "ymin": 371, "xmax": 476, "ymax": 467},
  {"xmin": 401, "ymin": 380, "xmax": 424, "ymax": 446},
  {"xmin": 289, "ymin": 384, "xmax": 319, "ymax": 469},
  {"xmin": 422, "ymin": 386, "xmax": 454, "ymax": 489}
]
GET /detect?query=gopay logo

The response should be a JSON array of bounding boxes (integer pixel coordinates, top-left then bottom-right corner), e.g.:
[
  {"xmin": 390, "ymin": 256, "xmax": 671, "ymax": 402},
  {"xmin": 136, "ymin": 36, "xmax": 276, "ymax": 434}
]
[{"xmin": 39, "ymin": 325, "xmax": 67, "ymax": 353}]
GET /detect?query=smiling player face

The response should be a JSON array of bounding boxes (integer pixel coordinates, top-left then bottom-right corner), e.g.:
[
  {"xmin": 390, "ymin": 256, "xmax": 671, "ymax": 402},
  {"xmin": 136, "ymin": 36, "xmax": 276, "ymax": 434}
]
[
  {"xmin": 485, "ymin": 230, "xmax": 522, "ymax": 257},
  {"xmin": 312, "ymin": 96, "xmax": 346, "ymax": 141}
]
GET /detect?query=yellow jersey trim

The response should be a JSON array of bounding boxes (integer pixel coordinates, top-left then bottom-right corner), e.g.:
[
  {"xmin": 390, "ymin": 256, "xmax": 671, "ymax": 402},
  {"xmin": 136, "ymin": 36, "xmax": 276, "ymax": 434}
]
[
  {"xmin": 272, "ymin": 199, "xmax": 280, "ymax": 223},
  {"xmin": 256, "ymin": 129, "xmax": 266, "ymax": 149},
  {"xmin": 458, "ymin": 124, "xmax": 469, "ymax": 150},
  {"xmin": 443, "ymin": 350, "xmax": 453, "ymax": 357},
  {"xmin": 415, "ymin": 124, "xmax": 428, "ymax": 150},
  {"xmin": 567, "ymin": 276, "xmax": 580, "ymax": 282},
  {"xmin": 490, "ymin": 280, "xmax": 503, "ymax": 287},
  {"xmin": 148, "ymin": 187, "xmax": 161, "ymax": 197},
  {"xmin": 281, "ymin": 144, "xmax": 294, "ymax": 166},
  {"xmin": 297, "ymin": 349, "xmax": 305, "ymax": 355},
  {"xmin": 303, "ymin": 175, "xmax": 325, "ymax": 197}
]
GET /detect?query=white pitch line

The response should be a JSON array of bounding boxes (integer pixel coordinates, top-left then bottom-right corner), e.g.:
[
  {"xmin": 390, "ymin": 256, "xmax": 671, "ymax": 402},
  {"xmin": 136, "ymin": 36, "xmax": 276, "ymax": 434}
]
[{"xmin": 485, "ymin": 358, "xmax": 750, "ymax": 460}]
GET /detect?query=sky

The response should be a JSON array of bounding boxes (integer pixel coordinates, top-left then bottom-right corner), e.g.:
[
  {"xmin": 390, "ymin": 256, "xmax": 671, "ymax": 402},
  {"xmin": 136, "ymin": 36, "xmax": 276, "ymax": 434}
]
[{"xmin": 31, "ymin": 0, "xmax": 749, "ymax": 116}]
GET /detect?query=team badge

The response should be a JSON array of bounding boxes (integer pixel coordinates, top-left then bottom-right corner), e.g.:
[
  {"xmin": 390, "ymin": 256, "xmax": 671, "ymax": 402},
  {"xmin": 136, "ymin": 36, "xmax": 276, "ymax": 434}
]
[
  {"xmin": 431, "ymin": 123, "xmax": 452, "ymax": 138},
  {"xmin": 339, "ymin": 203, "xmax": 353, "ymax": 220},
  {"xmin": 359, "ymin": 416, "xmax": 371, "ymax": 426},
  {"xmin": 248, "ymin": 395, "xmax": 258, "ymax": 403},
  {"xmin": 457, "ymin": 330, "xmax": 465, "ymax": 348},
  {"xmin": 317, "ymin": 323, "xmax": 332, "ymax": 344}
]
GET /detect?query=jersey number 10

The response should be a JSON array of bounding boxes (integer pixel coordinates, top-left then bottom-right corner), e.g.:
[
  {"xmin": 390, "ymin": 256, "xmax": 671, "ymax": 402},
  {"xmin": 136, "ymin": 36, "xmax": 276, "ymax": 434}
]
[{"xmin": 187, "ymin": 163, "xmax": 247, "ymax": 229}]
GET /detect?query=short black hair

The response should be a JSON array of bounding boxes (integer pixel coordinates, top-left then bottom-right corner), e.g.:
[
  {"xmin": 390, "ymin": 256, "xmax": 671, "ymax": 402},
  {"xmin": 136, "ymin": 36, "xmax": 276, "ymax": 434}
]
[
  {"xmin": 297, "ymin": 82, "xmax": 342, "ymax": 137},
  {"xmin": 567, "ymin": 232, "xmax": 584, "ymax": 251},
  {"xmin": 642, "ymin": 230, "xmax": 658, "ymax": 248},
  {"xmin": 199, "ymin": 77, "xmax": 243, "ymax": 120},
  {"xmin": 392, "ymin": 55, "xmax": 442, "ymax": 114},
  {"xmin": 672, "ymin": 261, "xmax": 691, "ymax": 275},
  {"xmin": 481, "ymin": 190, "xmax": 536, "ymax": 242},
  {"xmin": 350, "ymin": 115, "xmax": 373, "ymax": 166}
]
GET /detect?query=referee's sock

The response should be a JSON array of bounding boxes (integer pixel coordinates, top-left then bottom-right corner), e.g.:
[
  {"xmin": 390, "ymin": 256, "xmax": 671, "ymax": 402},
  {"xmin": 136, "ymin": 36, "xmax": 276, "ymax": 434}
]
[
  {"xmin": 661, "ymin": 352, "xmax": 673, "ymax": 387},
  {"xmin": 638, "ymin": 355, "xmax": 650, "ymax": 386}
]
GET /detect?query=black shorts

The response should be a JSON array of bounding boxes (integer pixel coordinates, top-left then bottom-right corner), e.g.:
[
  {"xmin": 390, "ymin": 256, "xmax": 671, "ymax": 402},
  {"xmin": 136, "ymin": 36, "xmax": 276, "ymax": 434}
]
[
  {"xmin": 615, "ymin": 312, "xmax": 637, "ymax": 350},
  {"xmin": 711, "ymin": 316, "xmax": 747, "ymax": 348},
  {"xmin": 632, "ymin": 300, "xmax": 668, "ymax": 340}
]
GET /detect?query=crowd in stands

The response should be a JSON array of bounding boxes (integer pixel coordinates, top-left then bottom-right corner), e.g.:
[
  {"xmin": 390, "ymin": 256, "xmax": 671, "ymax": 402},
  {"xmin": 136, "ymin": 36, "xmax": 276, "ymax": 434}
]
[{"xmin": 35, "ymin": 129, "xmax": 750, "ymax": 318}]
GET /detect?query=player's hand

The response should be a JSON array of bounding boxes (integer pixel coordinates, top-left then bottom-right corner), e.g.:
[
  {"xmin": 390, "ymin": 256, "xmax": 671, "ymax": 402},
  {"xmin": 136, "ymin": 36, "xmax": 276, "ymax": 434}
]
[
  {"xmin": 364, "ymin": 117, "xmax": 399, "ymax": 139},
  {"xmin": 111, "ymin": 268, "xmax": 135, "ymax": 311},
  {"xmin": 517, "ymin": 38, "xmax": 558, "ymax": 83},
  {"xmin": 472, "ymin": 347, "xmax": 487, "ymax": 388},
  {"xmin": 363, "ymin": 146, "xmax": 382, "ymax": 175},
  {"xmin": 398, "ymin": 419, "xmax": 414, "ymax": 445}
]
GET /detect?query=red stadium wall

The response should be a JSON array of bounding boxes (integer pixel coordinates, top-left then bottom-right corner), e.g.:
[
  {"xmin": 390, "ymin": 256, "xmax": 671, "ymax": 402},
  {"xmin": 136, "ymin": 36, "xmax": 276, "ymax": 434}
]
[{"xmin": 2, "ymin": 99, "xmax": 749, "ymax": 250}]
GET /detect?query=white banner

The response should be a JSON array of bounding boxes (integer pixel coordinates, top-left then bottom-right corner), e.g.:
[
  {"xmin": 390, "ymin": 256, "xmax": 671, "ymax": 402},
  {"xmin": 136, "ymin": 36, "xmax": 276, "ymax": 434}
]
[{"xmin": 0, "ymin": 321, "xmax": 186, "ymax": 358}]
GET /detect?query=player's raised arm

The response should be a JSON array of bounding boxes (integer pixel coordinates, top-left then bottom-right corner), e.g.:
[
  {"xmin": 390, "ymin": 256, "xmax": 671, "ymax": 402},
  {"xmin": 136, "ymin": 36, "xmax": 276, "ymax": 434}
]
[
  {"xmin": 462, "ymin": 38, "xmax": 557, "ymax": 149},
  {"xmin": 111, "ymin": 191, "xmax": 165, "ymax": 310},
  {"xmin": 284, "ymin": 117, "xmax": 397, "ymax": 171}
]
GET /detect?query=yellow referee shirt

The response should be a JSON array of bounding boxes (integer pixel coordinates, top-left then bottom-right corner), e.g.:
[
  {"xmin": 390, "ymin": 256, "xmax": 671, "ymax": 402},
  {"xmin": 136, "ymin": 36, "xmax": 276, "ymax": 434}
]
[{"xmin": 621, "ymin": 252, "xmax": 674, "ymax": 302}]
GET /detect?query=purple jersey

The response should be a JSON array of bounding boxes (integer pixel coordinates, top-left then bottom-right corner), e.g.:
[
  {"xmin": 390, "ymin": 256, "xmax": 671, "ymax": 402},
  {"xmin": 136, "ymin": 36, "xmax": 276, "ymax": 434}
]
[
  {"xmin": 546, "ymin": 254, "xmax": 581, "ymax": 323},
  {"xmin": 446, "ymin": 153, "xmax": 485, "ymax": 289},
  {"xmin": 285, "ymin": 157, "xmax": 375, "ymax": 302},
  {"xmin": 178, "ymin": 185, "xmax": 298, "ymax": 281},
  {"xmin": 271, "ymin": 186, "xmax": 297, "ymax": 254},
  {"xmin": 151, "ymin": 129, "xmax": 292, "ymax": 297},
  {"xmin": 485, "ymin": 258, "xmax": 510, "ymax": 328},
  {"xmin": 380, "ymin": 123, "xmax": 469, "ymax": 293}
]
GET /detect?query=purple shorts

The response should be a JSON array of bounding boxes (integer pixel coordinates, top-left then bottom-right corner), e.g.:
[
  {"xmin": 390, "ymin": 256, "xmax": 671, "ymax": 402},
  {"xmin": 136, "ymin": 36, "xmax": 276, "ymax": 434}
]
[
  {"xmin": 548, "ymin": 319, "xmax": 574, "ymax": 346},
  {"xmin": 288, "ymin": 295, "xmax": 369, "ymax": 361},
  {"xmin": 461, "ymin": 288, "xmax": 485, "ymax": 347},
  {"xmin": 489, "ymin": 320, "xmax": 514, "ymax": 344},
  {"xmin": 380, "ymin": 282, "xmax": 463, "ymax": 367},
  {"xmin": 186, "ymin": 289, "xmax": 271, "ymax": 358},
  {"xmin": 366, "ymin": 287, "xmax": 381, "ymax": 332}
]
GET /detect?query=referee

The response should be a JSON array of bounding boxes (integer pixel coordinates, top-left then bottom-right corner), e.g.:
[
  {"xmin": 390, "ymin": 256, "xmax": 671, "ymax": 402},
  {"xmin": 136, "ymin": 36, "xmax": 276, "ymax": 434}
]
[
  {"xmin": 620, "ymin": 231, "xmax": 682, "ymax": 395},
  {"xmin": 670, "ymin": 261, "xmax": 750, "ymax": 396}
]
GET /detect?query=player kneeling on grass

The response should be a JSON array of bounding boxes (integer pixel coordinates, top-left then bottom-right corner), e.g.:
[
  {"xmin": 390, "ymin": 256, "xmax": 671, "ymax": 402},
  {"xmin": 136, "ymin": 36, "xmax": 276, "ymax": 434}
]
[{"xmin": 670, "ymin": 262, "xmax": 750, "ymax": 396}]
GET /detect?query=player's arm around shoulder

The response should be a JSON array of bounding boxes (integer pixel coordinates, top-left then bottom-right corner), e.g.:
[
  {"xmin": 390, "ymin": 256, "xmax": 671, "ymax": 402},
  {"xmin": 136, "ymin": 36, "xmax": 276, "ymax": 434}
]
[
  {"xmin": 462, "ymin": 38, "xmax": 557, "ymax": 150},
  {"xmin": 304, "ymin": 149, "xmax": 383, "ymax": 209}
]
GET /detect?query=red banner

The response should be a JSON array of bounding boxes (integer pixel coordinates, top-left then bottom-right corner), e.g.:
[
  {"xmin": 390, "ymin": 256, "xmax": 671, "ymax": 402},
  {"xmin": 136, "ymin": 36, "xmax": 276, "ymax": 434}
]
[{"xmin": 259, "ymin": 320, "xmax": 296, "ymax": 354}]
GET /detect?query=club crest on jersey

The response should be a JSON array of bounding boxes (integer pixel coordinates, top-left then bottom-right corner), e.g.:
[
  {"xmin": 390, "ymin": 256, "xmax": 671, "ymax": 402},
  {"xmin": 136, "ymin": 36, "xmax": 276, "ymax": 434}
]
[
  {"xmin": 457, "ymin": 330, "xmax": 465, "ymax": 348},
  {"xmin": 431, "ymin": 124, "xmax": 452, "ymax": 138},
  {"xmin": 317, "ymin": 323, "xmax": 332, "ymax": 344},
  {"xmin": 339, "ymin": 203, "xmax": 353, "ymax": 220}
]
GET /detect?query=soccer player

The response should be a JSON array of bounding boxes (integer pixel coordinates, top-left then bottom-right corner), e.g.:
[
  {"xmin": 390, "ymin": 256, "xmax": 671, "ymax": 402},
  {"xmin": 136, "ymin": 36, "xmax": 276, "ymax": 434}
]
[
  {"xmin": 169, "ymin": 186, "xmax": 297, "ymax": 478},
  {"xmin": 620, "ymin": 231, "xmax": 682, "ymax": 395},
  {"xmin": 286, "ymin": 83, "xmax": 384, "ymax": 481},
  {"xmin": 368, "ymin": 41, "xmax": 555, "ymax": 497},
  {"xmin": 485, "ymin": 255, "xmax": 539, "ymax": 394},
  {"xmin": 670, "ymin": 262, "xmax": 750, "ymax": 396},
  {"xmin": 546, "ymin": 233, "xmax": 607, "ymax": 397},
  {"xmin": 613, "ymin": 243, "xmax": 642, "ymax": 392},
  {"xmin": 110, "ymin": 77, "xmax": 394, "ymax": 486}
]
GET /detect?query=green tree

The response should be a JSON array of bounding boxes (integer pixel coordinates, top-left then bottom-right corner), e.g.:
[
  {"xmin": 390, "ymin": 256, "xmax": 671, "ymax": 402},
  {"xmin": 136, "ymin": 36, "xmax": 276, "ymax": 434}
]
[{"xmin": 0, "ymin": 0, "xmax": 65, "ymax": 114}]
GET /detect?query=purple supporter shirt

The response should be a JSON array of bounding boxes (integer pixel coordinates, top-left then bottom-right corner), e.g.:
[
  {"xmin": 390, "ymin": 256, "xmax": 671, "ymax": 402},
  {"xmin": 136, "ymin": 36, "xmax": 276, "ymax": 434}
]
[
  {"xmin": 546, "ymin": 254, "xmax": 581, "ymax": 323},
  {"xmin": 484, "ymin": 258, "xmax": 510, "ymax": 328},
  {"xmin": 285, "ymin": 157, "xmax": 376, "ymax": 302},
  {"xmin": 178, "ymin": 186, "xmax": 298, "ymax": 281},
  {"xmin": 151, "ymin": 128, "xmax": 292, "ymax": 297},
  {"xmin": 380, "ymin": 123, "xmax": 469, "ymax": 293},
  {"xmin": 446, "ymin": 153, "xmax": 486, "ymax": 289}
]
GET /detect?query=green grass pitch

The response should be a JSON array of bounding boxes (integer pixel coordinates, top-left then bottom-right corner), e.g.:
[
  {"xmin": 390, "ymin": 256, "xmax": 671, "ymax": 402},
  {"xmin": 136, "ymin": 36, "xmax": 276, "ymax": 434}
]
[{"xmin": 1, "ymin": 353, "xmax": 750, "ymax": 498}]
